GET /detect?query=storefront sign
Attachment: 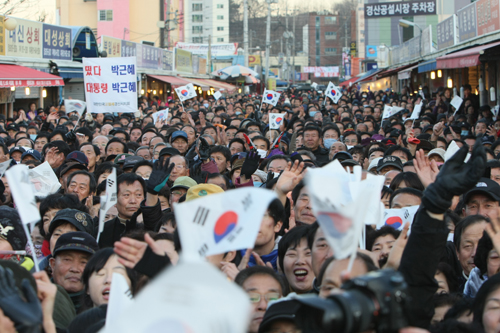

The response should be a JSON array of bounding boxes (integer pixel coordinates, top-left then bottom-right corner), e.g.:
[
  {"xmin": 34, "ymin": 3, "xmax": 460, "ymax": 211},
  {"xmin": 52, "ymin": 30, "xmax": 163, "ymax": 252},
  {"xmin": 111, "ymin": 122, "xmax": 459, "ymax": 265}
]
[
  {"xmin": 350, "ymin": 42, "xmax": 356, "ymax": 58},
  {"xmin": 140, "ymin": 44, "xmax": 161, "ymax": 69},
  {"xmin": 121, "ymin": 41, "xmax": 137, "ymax": 58},
  {"xmin": 366, "ymin": 45, "xmax": 378, "ymax": 58},
  {"xmin": 83, "ymin": 56, "xmax": 138, "ymax": 113},
  {"xmin": 199, "ymin": 58, "xmax": 207, "ymax": 75},
  {"xmin": 176, "ymin": 42, "xmax": 238, "ymax": 56},
  {"xmin": 457, "ymin": 2, "xmax": 477, "ymax": 42},
  {"xmin": 6, "ymin": 18, "xmax": 42, "ymax": 58},
  {"xmin": 161, "ymin": 49, "xmax": 173, "ymax": 71},
  {"xmin": 365, "ymin": 0, "xmax": 436, "ymax": 18},
  {"xmin": 476, "ymin": 0, "xmax": 500, "ymax": 36},
  {"xmin": 101, "ymin": 36, "xmax": 122, "ymax": 57},
  {"xmin": 437, "ymin": 15, "xmax": 457, "ymax": 50},
  {"xmin": 42, "ymin": 24, "xmax": 72, "ymax": 60},
  {"xmin": 175, "ymin": 48, "xmax": 193, "ymax": 73},
  {"xmin": 192, "ymin": 55, "xmax": 199, "ymax": 74}
]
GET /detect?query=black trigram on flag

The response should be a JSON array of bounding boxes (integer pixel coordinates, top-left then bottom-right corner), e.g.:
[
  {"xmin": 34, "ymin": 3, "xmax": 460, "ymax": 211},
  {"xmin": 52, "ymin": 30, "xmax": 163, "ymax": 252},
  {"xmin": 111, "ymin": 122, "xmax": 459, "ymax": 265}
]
[
  {"xmin": 404, "ymin": 209, "xmax": 409, "ymax": 219},
  {"xmin": 193, "ymin": 207, "xmax": 209, "ymax": 226},
  {"xmin": 107, "ymin": 179, "xmax": 115, "ymax": 187},
  {"xmin": 198, "ymin": 243, "xmax": 208, "ymax": 256}
]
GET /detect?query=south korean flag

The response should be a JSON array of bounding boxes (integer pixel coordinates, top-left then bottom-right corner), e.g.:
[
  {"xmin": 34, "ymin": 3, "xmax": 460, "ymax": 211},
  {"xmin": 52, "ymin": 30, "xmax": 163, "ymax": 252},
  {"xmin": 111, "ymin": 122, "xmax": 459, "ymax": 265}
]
[
  {"xmin": 262, "ymin": 89, "xmax": 280, "ymax": 106},
  {"xmin": 325, "ymin": 81, "xmax": 342, "ymax": 104}
]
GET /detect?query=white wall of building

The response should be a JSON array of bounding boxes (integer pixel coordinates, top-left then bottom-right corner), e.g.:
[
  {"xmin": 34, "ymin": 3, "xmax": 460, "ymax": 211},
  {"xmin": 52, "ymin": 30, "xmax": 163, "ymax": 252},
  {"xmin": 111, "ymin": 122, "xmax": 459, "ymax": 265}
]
[{"xmin": 184, "ymin": 0, "xmax": 229, "ymax": 44}]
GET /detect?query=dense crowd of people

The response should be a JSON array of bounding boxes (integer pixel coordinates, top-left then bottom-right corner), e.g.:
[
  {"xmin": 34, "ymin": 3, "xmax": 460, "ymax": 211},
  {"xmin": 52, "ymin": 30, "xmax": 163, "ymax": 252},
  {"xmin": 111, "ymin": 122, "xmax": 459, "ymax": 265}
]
[{"xmin": 0, "ymin": 83, "xmax": 499, "ymax": 332}]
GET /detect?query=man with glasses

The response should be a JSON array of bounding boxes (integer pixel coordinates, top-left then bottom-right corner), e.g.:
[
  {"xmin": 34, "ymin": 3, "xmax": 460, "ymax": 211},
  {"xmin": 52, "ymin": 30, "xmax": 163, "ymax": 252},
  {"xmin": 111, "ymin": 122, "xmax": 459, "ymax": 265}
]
[
  {"xmin": 168, "ymin": 155, "xmax": 190, "ymax": 183},
  {"xmin": 92, "ymin": 135, "xmax": 109, "ymax": 159},
  {"xmin": 235, "ymin": 267, "xmax": 285, "ymax": 333},
  {"xmin": 169, "ymin": 176, "xmax": 197, "ymax": 208}
]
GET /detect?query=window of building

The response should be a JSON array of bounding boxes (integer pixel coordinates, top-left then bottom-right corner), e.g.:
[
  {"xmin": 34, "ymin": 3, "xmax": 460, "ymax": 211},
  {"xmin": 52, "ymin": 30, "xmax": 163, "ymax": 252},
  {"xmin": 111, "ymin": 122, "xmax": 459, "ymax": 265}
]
[
  {"xmin": 325, "ymin": 16, "xmax": 337, "ymax": 24},
  {"xmin": 193, "ymin": 37, "xmax": 204, "ymax": 43},
  {"xmin": 217, "ymin": 37, "xmax": 224, "ymax": 42},
  {"xmin": 217, "ymin": 27, "xmax": 224, "ymax": 31},
  {"xmin": 325, "ymin": 31, "xmax": 337, "ymax": 40},
  {"xmin": 217, "ymin": 4, "xmax": 224, "ymax": 8},
  {"xmin": 192, "ymin": 15, "xmax": 203, "ymax": 23},
  {"xmin": 98, "ymin": 10, "xmax": 113, "ymax": 21},
  {"xmin": 192, "ymin": 26, "xmax": 203, "ymax": 34},
  {"xmin": 217, "ymin": 15, "xmax": 224, "ymax": 20},
  {"xmin": 325, "ymin": 48, "xmax": 337, "ymax": 54},
  {"xmin": 193, "ymin": 3, "xmax": 202, "ymax": 11}
]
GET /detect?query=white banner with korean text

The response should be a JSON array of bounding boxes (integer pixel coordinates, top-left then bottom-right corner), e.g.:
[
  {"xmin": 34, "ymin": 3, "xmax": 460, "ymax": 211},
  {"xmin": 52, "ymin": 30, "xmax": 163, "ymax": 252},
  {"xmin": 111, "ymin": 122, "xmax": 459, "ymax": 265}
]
[{"xmin": 83, "ymin": 57, "xmax": 138, "ymax": 113}]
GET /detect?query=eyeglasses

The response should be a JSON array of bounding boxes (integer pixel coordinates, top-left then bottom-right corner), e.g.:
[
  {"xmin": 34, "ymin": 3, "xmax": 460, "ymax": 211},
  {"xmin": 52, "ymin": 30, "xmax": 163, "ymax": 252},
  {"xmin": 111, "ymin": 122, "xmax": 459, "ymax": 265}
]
[
  {"xmin": 172, "ymin": 190, "xmax": 184, "ymax": 196},
  {"xmin": 248, "ymin": 292, "xmax": 280, "ymax": 303},
  {"xmin": 173, "ymin": 164, "xmax": 186, "ymax": 170}
]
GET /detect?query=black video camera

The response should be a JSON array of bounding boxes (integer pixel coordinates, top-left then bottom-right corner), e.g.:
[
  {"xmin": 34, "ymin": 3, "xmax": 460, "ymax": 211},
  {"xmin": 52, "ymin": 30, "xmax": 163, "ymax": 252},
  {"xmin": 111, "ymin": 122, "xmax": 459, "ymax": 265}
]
[{"xmin": 292, "ymin": 269, "xmax": 410, "ymax": 333}]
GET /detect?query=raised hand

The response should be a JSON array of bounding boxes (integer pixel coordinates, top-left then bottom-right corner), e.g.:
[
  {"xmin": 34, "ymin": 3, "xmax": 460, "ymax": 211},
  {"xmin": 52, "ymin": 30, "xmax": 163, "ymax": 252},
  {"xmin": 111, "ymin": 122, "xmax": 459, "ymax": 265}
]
[
  {"xmin": 276, "ymin": 160, "xmax": 306, "ymax": 196},
  {"xmin": 147, "ymin": 158, "xmax": 175, "ymax": 194},
  {"xmin": 114, "ymin": 233, "xmax": 165, "ymax": 269},
  {"xmin": 240, "ymin": 150, "xmax": 261, "ymax": 180},
  {"xmin": 422, "ymin": 141, "xmax": 486, "ymax": 214},
  {"xmin": 198, "ymin": 137, "xmax": 211, "ymax": 161},
  {"xmin": 413, "ymin": 149, "xmax": 439, "ymax": 188}
]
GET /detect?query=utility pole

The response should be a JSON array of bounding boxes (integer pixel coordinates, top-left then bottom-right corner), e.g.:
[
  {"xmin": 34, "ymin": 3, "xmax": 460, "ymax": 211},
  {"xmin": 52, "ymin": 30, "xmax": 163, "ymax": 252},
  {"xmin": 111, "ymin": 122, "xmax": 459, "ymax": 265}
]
[
  {"xmin": 265, "ymin": 0, "xmax": 271, "ymax": 91},
  {"xmin": 285, "ymin": 3, "xmax": 290, "ymax": 85},
  {"xmin": 244, "ymin": 0, "xmax": 249, "ymax": 67},
  {"xmin": 207, "ymin": 35, "xmax": 212, "ymax": 75},
  {"xmin": 292, "ymin": 11, "xmax": 296, "ymax": 85}
]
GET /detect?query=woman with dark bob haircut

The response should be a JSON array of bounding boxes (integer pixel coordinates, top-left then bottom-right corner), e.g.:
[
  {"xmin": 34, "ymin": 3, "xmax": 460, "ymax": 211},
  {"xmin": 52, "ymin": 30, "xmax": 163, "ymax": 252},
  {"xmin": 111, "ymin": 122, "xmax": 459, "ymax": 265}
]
[{"xmin": 81, "ymin": 248, "xmax": 140, "ymax": 311}]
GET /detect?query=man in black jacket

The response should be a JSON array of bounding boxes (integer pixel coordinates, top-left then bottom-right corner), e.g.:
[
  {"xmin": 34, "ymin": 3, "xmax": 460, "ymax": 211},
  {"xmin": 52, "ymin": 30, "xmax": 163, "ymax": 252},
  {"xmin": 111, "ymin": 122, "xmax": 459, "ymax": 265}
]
[
  {"xmin": 399, "ymin": 142, "xmax": 486, "ymax": 328},
  {"xmin": 98, "ymin": 161, "xmax": 172, "ymax": 248}
]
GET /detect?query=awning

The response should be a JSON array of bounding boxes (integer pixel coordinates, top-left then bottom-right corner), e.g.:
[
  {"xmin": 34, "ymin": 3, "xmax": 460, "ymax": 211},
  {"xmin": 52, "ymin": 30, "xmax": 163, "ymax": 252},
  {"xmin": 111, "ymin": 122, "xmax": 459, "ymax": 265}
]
[
  {"xmin": 147, "ymin": 75, "xmax": 191, "ymax": 88},
  {"xmin": 358, "ymin": 68, "xmax": 385, "ymax": 83},
  {"xmin": 210, "ymin": 80, "xmax": 237, "ymax": 92},
  {"xmin": 340, "ymin": 76, "xmax": 361, "ymax": 87},
  {"xmin": 436, "ymin": 41, "xmax": 500, "ymax": 69},
  {"xmin": 398, "ymin": 64, "xmax": 419, "ymax": 80},
  {"xmin": 378, "ymin": 63, "xmax": 417, "ymax": 78},
  {"xmin": 58, "ymin": 67, "xmax": 84, "ymax": 79},
  {"xmin": 185, "ymin": 78, "xmax": 210, "ymax": 90},
  {"xmin": 0, "ymin": 64, "xmax": 64, "ymax": 88},
  {"xmin": 418, "ymin": 60, "xmax": 436, "ymax": 73}
]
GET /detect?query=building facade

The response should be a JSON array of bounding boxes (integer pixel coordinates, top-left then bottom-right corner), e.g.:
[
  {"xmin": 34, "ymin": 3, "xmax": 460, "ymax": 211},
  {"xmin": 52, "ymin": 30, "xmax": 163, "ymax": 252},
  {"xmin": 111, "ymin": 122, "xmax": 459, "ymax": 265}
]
[
  {"xmin": 56, "ymin": 0, "xmax": 185, "ymax": 48},
  {"xmin": 183, "ymin": 0, "xmax": 229, "ymax": 44}
]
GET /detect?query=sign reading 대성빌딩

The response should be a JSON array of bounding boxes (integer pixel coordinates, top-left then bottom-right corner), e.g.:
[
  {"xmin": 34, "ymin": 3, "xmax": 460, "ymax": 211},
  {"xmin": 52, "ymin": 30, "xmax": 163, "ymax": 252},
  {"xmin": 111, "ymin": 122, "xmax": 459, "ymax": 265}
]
[{"xmin": 83, "ymin": 56, "xmax": 138, "ymax": 113}]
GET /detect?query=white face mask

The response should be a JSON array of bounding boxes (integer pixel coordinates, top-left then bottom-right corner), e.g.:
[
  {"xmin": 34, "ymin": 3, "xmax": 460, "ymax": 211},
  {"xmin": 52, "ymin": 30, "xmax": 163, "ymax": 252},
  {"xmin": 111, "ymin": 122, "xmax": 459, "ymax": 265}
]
[
  {"xmin": 257, "ymin": 149, "xmax": 268, "ymax": 159},
  {"xmin": 346, "ymin": 145, "xmax": 354, "ymax": 150}
]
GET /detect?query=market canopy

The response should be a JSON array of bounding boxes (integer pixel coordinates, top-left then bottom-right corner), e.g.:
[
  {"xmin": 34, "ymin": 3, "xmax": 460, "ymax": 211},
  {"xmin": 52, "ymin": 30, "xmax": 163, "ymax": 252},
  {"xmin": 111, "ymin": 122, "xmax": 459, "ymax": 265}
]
[
  {"xmin": 436, "ymin": 41, "xmax": 500, "ymax": 69},
  {"xmin": 0, "ymin": 64, "xmax": 65, "ymax": 88}
]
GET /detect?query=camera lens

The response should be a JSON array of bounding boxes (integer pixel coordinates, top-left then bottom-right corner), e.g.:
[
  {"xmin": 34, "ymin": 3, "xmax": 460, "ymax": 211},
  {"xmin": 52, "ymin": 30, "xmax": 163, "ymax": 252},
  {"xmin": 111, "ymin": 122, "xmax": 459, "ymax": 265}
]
[{"xmin": 324, "ymin": 290, "xmax": 377, "ymax": 333}]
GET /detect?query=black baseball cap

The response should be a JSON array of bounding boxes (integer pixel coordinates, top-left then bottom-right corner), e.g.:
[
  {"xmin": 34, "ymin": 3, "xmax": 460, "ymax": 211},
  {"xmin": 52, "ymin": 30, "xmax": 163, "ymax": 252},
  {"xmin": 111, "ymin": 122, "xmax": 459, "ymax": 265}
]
[
  {"xmin": 53, "ymin": 232, "xmax": 98, "ymax": 257},
  {"xmin": 66, "ymin": 151, "xmax": 89, "ymax": 167},
  {"xmin": 59, "ymin": 162, "xmax": 88, "ymax": 178},
  {"xmin": 377, "ymin": 156, "xmax": 403, "ymax": 172},
  {"xmin": 123, "ymin": 156, "xmax": 144, "ymax": 170},
  {"xmin": 49, "ymin": 208, "xmax": 94, "ymax": 235},
  {"xmin": 159, "ymin": 147, "xmax": 180, "ymax": 159},
  {"xmin": 464, "ymin": 178, "xmax": 500, "ymax": 204},
  {"xmin": 332, "ymin": 151, "xmax": 353, "ymax": 162},
  {"xmin": 258, "ymin": 299, "xmax": 300, "ymax": 333}
]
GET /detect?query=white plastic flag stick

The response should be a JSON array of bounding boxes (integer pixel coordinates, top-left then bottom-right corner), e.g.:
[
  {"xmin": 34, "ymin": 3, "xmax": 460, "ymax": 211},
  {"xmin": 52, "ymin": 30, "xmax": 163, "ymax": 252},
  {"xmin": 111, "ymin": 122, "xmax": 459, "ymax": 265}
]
[
  {"xmin": 5, "ymin": 165, "xmax": 41, "ymax": 271},
  {"xmin": 97, "ymin": 168, "xmax": 117, "ymax": 243}
]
